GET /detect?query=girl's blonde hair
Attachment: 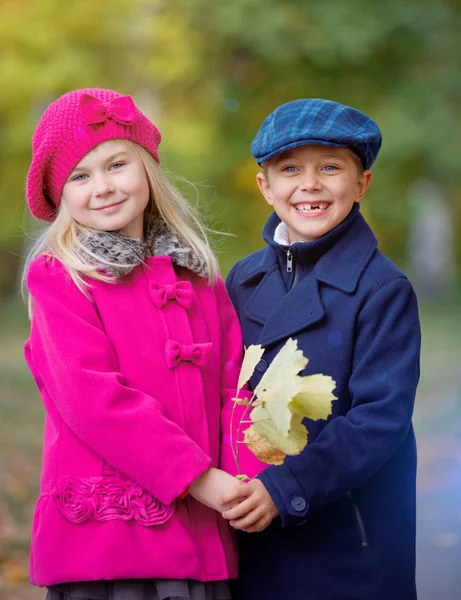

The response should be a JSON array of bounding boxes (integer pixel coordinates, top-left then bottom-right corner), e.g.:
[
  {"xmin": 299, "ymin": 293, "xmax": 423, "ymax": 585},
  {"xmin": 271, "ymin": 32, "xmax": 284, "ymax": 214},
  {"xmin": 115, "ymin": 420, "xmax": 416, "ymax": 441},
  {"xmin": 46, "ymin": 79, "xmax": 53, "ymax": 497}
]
[{"xmin": 23, "ymin": 140, "xmax": 219, "ymax": 314}]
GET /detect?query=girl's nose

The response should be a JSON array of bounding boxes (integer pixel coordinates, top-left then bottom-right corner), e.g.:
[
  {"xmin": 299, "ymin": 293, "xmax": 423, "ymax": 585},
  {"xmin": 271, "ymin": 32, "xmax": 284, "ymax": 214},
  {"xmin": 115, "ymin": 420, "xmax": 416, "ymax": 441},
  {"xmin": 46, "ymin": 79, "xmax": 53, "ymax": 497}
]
[{"xmin": 93, "ymin": 174, "xmax": 115, "ymax": 196}]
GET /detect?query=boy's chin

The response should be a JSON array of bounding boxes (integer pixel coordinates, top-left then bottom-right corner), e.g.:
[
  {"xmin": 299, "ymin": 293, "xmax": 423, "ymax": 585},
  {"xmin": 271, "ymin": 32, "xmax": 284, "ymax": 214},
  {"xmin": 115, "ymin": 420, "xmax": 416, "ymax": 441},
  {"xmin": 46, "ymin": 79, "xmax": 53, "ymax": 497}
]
[{"xmin": 286, "ymin": 224, "xmax": 328, "ymax": 243}]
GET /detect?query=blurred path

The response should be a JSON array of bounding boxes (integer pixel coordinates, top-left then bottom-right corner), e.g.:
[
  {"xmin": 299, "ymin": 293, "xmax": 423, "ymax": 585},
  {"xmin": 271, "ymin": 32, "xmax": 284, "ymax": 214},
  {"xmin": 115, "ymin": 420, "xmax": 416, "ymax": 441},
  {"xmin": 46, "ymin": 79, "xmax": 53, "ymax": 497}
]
[{"xmin": 414, "ymin": 308, "xmax": 461, "ymax": 599}]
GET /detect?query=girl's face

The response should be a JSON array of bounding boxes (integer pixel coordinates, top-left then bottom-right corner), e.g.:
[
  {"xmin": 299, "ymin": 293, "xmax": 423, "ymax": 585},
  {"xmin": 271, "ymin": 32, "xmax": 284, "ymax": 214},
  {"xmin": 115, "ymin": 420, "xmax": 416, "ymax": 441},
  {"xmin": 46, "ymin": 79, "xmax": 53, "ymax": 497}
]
[
  {"xmin": 61, "ymin": 140, "xmax": 150, "ymax": 240},
  {"xmin": 257, "ymin": 145, "xmax": 372, "ymax": 243}
]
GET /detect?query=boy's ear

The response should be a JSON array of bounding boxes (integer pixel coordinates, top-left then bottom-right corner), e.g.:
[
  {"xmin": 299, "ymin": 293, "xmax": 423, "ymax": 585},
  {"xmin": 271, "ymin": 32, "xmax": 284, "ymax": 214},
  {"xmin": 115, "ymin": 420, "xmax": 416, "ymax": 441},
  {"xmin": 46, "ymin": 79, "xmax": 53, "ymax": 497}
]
[
  {"xmin": 256, "ymin": 172, "xmax": 274, "ymax": 206},
  {"xmin": 355, "ymin": 169, "xmax": 373, "ymax": 203}
]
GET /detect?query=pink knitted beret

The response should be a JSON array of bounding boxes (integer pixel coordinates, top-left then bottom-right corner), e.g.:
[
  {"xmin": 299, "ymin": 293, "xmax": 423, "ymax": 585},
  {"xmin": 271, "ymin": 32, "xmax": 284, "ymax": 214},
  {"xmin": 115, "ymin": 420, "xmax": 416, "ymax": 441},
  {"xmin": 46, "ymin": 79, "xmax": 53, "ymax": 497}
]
[{"xmin": 26, "ymin": 88, "xmax": 162, "ymax": 222}]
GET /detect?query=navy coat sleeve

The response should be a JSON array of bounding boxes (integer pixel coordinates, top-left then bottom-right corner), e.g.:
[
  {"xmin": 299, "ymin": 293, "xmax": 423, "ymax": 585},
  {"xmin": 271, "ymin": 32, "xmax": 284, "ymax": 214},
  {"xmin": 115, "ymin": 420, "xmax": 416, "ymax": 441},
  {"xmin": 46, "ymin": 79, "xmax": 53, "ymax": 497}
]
[{"xmin": 258, "ymin": 277, "xmax": 421, "ymax": 526}]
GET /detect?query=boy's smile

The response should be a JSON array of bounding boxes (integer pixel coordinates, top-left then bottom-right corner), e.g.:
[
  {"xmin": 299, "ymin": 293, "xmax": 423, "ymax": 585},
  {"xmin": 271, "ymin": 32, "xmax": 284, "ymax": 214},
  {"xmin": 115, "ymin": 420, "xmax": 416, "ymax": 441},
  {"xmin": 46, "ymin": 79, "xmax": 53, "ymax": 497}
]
[{"xmin": 257, "ymin": 145, "xmax": 372, "ymax": 243}]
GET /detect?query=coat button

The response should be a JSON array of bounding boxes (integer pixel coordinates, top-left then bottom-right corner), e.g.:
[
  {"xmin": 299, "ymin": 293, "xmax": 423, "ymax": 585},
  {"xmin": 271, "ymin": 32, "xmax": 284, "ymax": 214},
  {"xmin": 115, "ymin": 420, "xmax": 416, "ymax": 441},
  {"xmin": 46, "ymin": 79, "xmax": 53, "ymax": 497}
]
[
  {"xmin": 255, "ymin": 359, "xmax": 268, "ymax": 373},
  {"xmin": 291, "ymin": 496, "xmax": 307, "ymax": 512}
]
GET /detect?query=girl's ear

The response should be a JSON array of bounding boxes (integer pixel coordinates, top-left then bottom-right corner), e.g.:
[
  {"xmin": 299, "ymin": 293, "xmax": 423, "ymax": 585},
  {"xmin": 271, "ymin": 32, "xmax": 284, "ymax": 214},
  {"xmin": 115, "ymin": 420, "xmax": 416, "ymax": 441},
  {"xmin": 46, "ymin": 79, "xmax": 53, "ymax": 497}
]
[
  {"xmin": 355, "ymin": 169, "xmax": 373, "ymax": 203},
  {"xmin": 256, "ymin": 172, "xmax": 274, "ymax": 207}
]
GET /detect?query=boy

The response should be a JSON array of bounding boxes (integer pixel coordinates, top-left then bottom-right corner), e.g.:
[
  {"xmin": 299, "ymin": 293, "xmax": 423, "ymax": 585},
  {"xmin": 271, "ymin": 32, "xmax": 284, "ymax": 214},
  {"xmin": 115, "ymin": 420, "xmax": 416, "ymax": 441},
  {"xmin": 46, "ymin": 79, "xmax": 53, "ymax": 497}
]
[{"xmin": 221, "ymin": 99, "xmax": 420, "ymax": 600}]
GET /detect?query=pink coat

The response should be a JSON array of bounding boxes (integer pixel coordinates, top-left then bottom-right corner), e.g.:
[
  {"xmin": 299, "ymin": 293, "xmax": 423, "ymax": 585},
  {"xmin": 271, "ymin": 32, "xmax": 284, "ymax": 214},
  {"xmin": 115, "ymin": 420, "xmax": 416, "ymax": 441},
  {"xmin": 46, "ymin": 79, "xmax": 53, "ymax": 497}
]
[{"xmin": 25, "ymin": 254, "xmax": 243, "ymax": 587}]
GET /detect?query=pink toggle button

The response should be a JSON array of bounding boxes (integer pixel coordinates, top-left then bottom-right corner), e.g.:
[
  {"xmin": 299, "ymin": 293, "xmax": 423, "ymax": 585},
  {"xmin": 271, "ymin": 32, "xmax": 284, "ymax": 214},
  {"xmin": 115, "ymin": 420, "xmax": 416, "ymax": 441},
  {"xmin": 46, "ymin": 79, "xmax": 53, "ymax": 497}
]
[
  {"xmin": 150, "ymin": 281, "xmax": 193, "ymax": 310},
  {"xmin": 165, "ymin": 340, "xmax": 213, "ymax": 369}
]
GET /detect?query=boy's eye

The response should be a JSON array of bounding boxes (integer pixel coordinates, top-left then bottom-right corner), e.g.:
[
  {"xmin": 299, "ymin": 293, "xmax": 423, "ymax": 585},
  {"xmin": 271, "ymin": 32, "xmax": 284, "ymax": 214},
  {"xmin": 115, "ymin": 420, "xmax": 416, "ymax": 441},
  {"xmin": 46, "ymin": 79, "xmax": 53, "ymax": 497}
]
[
  {"xmin": 323, "ymin": 164, "xmax": 339, "ymax": 172},
  {"xmin": 281, "ymin": 165, "xmax": 298, "ymax": 173}
]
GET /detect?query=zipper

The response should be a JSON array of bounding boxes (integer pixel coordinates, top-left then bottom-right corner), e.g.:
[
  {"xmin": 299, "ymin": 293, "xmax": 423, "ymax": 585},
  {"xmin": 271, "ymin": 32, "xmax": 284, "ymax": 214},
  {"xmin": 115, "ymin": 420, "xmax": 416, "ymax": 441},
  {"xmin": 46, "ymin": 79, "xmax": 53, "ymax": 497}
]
[
  {"xmin": 286, "ymin": 250, "xmax": 293, "ymax": 272},
  {"xmin": 347, "ymin": 492, "xmax": 369, "ymax": 548},
  {"xmin": 286, "ymin": 250, "xmax": 300, "ymax": 289}
]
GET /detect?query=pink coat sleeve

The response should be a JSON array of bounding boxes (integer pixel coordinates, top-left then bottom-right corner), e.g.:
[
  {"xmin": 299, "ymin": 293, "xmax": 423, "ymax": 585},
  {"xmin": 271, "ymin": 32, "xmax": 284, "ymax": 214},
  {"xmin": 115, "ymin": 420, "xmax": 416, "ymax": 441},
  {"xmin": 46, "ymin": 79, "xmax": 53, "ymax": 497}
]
[
  {"xmin": 215, "ymin": 277, "xmax": 268, "ymax": 478},
  {"xmin": 214, "ymin": 276, "xmax": 244, "ymax": 405},
  {"xmin": 215, "ymin": 278, "xmax": 261, "ymax": 476},
  {"xmin": 26, "ymin": 256, "xmax": 211, "ymax": 505}
]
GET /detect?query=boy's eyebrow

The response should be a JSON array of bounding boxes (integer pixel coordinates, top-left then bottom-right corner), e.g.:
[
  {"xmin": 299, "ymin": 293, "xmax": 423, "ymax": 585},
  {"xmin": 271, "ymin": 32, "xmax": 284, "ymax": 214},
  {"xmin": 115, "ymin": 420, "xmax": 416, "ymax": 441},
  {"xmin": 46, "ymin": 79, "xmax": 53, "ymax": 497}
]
[
  {"xmin": 271, "ymin": 151, "xmax": 292, "ymax": 164},
  {"xmin": 321, "ymin": 153, "xmax": 347, "ymax": 161},
  {"xmin": 272, "ymin": 150, "xmax": 347, "ymax": 164}
]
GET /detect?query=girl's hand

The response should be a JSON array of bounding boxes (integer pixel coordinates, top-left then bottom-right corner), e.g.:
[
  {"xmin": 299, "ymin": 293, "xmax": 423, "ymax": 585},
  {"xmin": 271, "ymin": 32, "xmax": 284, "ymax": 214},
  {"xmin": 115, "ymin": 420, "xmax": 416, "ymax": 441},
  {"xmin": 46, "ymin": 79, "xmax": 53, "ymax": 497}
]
[
  {"xmin": 221, "ymin": 478, "xmax": 278, "ymax": 533},
  {"xmin": 189, "ymin": 468, "xmax": 247, "ymax": 513}
]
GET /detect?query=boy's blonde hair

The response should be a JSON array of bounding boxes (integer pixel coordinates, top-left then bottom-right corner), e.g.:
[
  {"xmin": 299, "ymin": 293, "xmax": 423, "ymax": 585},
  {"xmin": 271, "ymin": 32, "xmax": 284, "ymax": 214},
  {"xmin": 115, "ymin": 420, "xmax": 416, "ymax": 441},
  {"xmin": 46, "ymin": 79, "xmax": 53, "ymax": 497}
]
[{"xmin": 23, "ymin": 140, "xmax": 219, "ymax": 314}]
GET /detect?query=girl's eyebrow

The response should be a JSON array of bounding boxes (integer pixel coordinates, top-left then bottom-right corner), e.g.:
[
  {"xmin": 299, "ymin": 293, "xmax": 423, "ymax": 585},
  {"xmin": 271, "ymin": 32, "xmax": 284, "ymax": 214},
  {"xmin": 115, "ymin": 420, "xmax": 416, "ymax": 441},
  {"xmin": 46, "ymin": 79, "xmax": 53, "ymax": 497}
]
[
  {"xmin": 104, "ymin": 151, "xmax": 129, "ymax": 163},
  {"xmin": 68, "ymin": 152, "xmax": 129, "ymax": 176}
]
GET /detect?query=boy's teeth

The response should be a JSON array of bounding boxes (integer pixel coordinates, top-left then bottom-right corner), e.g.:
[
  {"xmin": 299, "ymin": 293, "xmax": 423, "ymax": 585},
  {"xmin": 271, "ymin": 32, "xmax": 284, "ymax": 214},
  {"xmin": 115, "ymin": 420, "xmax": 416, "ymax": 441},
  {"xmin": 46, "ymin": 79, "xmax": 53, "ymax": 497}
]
[{"xmin": 295, "ymin": 203, "xmax": 328, "ymax": 212}]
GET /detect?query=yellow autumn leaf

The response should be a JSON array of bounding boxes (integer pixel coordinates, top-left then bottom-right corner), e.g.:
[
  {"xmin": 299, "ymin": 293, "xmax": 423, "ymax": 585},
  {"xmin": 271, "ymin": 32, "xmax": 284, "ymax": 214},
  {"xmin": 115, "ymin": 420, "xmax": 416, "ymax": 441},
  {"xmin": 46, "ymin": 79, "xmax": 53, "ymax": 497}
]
[
  {"xmin": 244, "ymin": 426, "xmax": 286, "ymax": 465},
  {"xmin": 251, "ymin": 405, "xmax": 308, "ymax": 456},
  {"xmin": 237, "ymin": 344, "xmax": 264, "ymax": 395},
  {"xmin": 291, "ymin": 374, "xmax": 336, "ymax": 421},
  {"xmin": 254, "ymin": 338, "xmax": 308, "ymax": 437},
  {"xmin": 233, "ymin": 397, "xmax": 249, "ymax": 406}
]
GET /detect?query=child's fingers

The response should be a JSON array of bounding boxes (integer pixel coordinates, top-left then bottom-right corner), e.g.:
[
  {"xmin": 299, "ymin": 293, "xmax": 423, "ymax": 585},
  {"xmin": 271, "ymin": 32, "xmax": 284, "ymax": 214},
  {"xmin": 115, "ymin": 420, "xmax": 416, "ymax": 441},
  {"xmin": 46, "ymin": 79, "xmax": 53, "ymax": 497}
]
[
  {"xmin": 219, "ymin": 485, "xmax": 251, "ymax": 507},
  {"xmin": 242, "ymin": 516, "xmax": 270, "ymax": 533},
  {"xmin": 219, "ymin": 500, "xmax": 241, "ymax": 512},
  {"xmin": 229, "ymin": 507, "xmax": 262, "ymax": 530},
  {"xmin": 222, "ymin": 496, "xmax": 257, "ymax": 521}
]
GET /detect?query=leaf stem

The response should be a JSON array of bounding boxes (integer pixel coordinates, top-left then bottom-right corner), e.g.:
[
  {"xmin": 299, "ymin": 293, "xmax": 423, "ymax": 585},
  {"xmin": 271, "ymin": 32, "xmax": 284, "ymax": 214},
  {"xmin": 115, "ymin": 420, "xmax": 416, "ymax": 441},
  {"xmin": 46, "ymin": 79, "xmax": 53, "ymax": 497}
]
[{"xmin": 231, "ymin": 392, "xmax": 255, "ymax": 474}]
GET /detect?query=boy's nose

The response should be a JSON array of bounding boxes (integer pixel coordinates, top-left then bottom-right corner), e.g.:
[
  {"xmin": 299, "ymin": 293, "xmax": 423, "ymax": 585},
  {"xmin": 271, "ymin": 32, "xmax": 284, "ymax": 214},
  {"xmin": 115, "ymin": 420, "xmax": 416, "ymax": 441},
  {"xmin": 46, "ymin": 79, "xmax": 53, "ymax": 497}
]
[{"xmin": 299, "ymin": 169, "xmax": 321, "ymax": 191}]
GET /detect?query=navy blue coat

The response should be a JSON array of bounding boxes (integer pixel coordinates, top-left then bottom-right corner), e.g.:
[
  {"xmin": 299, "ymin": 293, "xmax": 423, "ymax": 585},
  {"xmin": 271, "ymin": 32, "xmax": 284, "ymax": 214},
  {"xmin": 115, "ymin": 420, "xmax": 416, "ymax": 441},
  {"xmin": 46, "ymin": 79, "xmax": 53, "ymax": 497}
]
[{"xmin": 226, "ymin": 206, "xmax": 420, "ymax": 600}]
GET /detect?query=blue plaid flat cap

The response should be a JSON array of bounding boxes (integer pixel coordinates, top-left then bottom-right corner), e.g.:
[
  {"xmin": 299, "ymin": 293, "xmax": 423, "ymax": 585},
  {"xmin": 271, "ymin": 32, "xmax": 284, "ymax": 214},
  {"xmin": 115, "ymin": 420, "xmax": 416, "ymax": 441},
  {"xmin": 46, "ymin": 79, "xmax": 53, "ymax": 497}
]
[{"xmin": 251, "ymin": 99, "xmax": 382, "ymax": 170}]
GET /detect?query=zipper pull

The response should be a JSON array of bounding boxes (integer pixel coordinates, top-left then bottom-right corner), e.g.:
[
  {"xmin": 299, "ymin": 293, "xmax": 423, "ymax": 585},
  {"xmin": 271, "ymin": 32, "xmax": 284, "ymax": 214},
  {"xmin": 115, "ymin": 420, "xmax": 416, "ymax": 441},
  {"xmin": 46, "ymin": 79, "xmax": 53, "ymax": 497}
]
[{"xmin": 286, "ymin": 250, "xmax": 293, "ymax": 273}]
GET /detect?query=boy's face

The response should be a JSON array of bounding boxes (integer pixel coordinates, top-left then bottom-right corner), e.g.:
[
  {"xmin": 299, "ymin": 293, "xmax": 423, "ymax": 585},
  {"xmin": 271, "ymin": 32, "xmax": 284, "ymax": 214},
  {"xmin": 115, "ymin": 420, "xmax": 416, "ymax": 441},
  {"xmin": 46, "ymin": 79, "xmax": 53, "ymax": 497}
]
[{"xmin": 257, "ymin": 145, "xmax": 372, "ymax": 243}]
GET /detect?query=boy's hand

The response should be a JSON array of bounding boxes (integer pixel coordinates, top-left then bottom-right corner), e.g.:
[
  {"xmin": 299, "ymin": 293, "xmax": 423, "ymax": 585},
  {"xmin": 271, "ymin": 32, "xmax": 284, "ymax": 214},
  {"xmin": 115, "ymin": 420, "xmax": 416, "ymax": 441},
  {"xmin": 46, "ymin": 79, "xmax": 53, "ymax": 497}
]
[
  {"xmin": 189, "ymin": 468, "xmax": 247, "ymax": 513},
  {"xmin": 221, "ymin": 478, "xmax": 278, "ymax": 533}
]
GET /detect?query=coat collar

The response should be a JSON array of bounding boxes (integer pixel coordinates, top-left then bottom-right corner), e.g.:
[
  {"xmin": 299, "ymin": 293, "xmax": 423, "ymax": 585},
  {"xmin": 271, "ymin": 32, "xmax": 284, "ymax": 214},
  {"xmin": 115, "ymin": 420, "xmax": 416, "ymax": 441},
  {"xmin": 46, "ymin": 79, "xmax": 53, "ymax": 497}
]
[
  {"xmin": 241, "ymin": 207, "xmax": 378, "ymax": 347},
  {"xmin": 77, "ymin": 219, "xmax": 208, "ymax": 278},
  {"xmin": 241, "ymin": 205, "xmax": 377, "ymax": 293}
]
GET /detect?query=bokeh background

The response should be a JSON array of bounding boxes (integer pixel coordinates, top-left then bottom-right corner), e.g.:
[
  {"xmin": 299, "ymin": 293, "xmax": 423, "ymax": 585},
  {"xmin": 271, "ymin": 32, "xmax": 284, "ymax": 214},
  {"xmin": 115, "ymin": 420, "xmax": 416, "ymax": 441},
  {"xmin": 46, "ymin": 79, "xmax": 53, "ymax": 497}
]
[{"xmin": 0, "ymin": 0, "xmax": 460, "ymax": 598}]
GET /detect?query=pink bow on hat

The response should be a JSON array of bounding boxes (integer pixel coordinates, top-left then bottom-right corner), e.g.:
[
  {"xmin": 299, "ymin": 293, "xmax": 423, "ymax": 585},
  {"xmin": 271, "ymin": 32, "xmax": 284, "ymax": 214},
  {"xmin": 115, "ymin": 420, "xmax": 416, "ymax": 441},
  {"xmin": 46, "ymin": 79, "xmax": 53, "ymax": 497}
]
[
  {"xmin": 165, "ymin": 340, "xmax": 213, "ymax": 369},
  {"xmin": 149, "ymin": 281, "xmax": 194, "ymax": 310},
  {"xmin": 81, "ymin": 94, "xmax": 136, "ymax": 126}
]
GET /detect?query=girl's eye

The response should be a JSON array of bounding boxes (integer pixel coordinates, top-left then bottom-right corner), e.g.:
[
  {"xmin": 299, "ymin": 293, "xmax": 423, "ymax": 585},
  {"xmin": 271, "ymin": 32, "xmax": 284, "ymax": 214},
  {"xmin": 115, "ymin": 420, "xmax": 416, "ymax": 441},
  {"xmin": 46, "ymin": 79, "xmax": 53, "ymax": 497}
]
[
  {"xmin": 70, "ymin": 173, "xmax": 88, "ymax": 182},
  {"xmin": 110, "ymin": 162, "xmax": 125, "ymax": 170}
]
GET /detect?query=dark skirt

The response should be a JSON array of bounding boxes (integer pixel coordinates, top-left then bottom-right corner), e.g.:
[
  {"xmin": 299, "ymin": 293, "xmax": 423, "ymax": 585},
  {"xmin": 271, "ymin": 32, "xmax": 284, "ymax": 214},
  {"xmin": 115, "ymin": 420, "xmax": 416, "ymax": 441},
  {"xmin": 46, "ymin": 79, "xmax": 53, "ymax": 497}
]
[{"xmin": 46, "ymin": 579, "xmax": 231, "ymax": 600}]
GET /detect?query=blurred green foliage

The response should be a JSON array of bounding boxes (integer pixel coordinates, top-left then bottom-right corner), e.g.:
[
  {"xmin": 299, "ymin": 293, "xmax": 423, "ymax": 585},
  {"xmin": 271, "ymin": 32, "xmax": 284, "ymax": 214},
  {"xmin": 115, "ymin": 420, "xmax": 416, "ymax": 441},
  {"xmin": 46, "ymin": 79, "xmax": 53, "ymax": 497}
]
[{"xmin": 0, "ymin": 0, "xmax": 460, "ymax": 290}]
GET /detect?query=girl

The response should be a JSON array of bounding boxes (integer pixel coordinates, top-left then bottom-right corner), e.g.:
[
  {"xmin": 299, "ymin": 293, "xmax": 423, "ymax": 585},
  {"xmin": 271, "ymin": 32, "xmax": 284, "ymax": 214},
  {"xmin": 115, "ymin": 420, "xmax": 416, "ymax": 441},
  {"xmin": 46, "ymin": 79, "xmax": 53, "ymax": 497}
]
[{"xmin": 23, "ymin": 88, "xmax": 246, "ymax": 600}]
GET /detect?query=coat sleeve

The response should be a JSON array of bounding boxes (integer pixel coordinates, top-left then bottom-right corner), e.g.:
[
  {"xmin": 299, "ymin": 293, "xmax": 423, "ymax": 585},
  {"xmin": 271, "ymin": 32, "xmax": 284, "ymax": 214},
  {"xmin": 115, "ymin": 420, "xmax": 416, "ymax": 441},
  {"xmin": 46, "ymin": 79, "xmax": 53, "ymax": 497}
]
[
  {"xmin": 224, "ymin": 262, "xmax": 239, "ymax": 309},
  {"xmin": 215, "ymin": 275, "xmax": 254, "ymax": 474},
  {"xmin": 258, "ymin": 277, "xmax": 421, "ymax": 526},
  {"xmin": 26, "ymin": 256, "xmax": 211, "ymax": 506},
  {"xmin": 215, "ymin": 275, "xmax": 243, "ymax": 399}
]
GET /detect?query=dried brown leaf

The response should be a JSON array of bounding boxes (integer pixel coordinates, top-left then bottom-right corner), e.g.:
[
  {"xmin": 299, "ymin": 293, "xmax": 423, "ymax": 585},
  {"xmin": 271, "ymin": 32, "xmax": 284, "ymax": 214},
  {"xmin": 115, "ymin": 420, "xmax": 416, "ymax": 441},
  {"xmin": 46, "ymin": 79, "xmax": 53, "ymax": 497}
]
[
  {"xmin": 251, "ymin": 405, "xmax": 308, "ymax": 456},
  {"xmin": 244, "ymin": 426, "xmax": 286, "ymax": 465}
]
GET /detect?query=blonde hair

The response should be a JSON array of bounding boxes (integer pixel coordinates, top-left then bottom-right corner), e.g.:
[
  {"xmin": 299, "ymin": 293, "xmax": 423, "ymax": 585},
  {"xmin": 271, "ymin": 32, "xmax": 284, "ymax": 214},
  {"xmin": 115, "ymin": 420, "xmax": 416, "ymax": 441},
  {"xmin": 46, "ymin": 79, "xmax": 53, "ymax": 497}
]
[{"xmin": 22, "ymin": 140, "xmax": 219, "ymax": 315}]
